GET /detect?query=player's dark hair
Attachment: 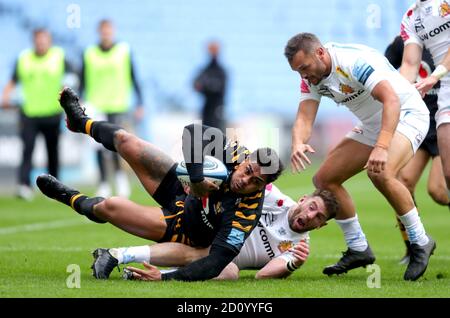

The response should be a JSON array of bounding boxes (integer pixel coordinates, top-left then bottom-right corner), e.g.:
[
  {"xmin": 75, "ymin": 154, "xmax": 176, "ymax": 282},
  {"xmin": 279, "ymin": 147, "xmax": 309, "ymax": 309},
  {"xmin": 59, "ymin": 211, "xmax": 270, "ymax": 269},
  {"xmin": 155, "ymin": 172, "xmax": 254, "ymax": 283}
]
[
  {"xmin": 284, "ymin": 32, "xmax": 322, "ymax": 63},
  {"xmin": 33, "ymin": 28, "xmax": 49, "ymax": 37},
  {"xmin": 250, "ymin": 148, "xmax": 284, "ymax": 184},
  {"xmin": 98, "ymin": 19, "xmax": 113, "ymax": 29},
  {"xmin": 312, "ymin": 189, "xmax": 339, "ymax": 220}
]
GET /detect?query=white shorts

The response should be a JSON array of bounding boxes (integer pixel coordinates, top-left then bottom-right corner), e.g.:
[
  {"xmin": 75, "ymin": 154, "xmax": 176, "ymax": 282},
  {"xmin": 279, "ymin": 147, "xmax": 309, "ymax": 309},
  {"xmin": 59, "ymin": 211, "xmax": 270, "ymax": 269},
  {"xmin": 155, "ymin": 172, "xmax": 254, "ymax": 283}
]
[
  {"xmin": 436, "ymin": 76, "xmax": 450, "ymax": 128},
  {"xmin": 346, "ymin": 93, "xmax": 430, "ymax": 153}
]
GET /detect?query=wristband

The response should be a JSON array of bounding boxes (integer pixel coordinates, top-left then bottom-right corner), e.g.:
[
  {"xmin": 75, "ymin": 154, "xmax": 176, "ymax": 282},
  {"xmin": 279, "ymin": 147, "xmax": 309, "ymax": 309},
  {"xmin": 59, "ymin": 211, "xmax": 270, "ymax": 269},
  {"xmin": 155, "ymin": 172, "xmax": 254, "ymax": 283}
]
[
  {"xmin": 286, "ymin": 260, "xmax": 299, "ymax": 272},
  {"xmin": 431, "ymin": 65, "xmax": 448, "ymax": 80},
  {"xmin": 375, "ymin": 130, "xmax": 393, "ymax": 150}
]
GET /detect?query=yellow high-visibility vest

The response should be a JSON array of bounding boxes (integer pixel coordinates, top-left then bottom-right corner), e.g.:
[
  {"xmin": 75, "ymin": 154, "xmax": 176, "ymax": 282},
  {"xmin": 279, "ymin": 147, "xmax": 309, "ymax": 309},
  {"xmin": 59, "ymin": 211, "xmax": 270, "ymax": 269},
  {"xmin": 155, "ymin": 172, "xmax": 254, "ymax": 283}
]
[
  {"xmin": 84, "ymin": 42, "xmax": 132, "ymax": 113},
  {"xmin": 17, "ymin": 47, "xmax": 65, "ymax": 117}
]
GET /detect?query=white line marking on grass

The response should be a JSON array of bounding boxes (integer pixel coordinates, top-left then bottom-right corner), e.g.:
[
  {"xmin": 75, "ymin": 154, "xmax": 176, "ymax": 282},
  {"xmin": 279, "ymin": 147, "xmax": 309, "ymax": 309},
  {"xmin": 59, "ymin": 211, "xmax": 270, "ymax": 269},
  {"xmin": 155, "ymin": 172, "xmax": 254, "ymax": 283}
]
[
  {"xmin": 0, "ymin": 246, "xmax": 85, "ymax": 252},
  {"xmin": 314, "ymin": 254, "xmax": 450, "ymax": 261},
  {"xmin": 0, "ymin": 218, "xmax": 89, "ymax": 235}
]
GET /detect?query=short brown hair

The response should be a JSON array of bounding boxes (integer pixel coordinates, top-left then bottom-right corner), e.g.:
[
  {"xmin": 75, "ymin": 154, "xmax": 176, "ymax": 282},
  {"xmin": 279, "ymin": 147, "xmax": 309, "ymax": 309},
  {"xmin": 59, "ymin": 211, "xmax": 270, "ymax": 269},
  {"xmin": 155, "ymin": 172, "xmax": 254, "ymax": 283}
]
[
  {"xmin": 284, "ymin": 32, "xmax": 322, "ymax": 63},
  {"xmin": 312, "ymin": 189, "xmax": 339, "ymax": 220}
]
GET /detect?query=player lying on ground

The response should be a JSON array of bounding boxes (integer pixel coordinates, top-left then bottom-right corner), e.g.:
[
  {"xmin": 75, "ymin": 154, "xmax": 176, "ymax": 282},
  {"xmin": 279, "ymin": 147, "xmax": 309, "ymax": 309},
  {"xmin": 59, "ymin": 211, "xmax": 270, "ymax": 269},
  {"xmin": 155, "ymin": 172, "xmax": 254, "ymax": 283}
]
[
  {"xmin": 90, "ymin": 183, "xmax": 339, "ymax": 281},
  {"xmin": 36, "ymin": 87, "xmax": 284, "ymax": 282}
]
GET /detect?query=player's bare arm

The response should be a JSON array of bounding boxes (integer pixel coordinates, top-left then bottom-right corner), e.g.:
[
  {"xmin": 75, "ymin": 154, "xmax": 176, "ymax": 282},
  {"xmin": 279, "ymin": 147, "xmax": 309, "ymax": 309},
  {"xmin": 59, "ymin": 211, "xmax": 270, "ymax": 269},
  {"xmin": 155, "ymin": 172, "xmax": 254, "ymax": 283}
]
[
  {"xmin": 291, "ymin": 99, "xmax": 319, "ymax": 172},
  {"xmin": 366, "ymin": 80, "xmax": 400, "ymax": 173},
  {"xmin": 255, "ymin": 241, "xmax": 309, "ymax": 279},
  {"xmin": 400, "ymin": 43, "xmax": 423, "ymax": 83}
]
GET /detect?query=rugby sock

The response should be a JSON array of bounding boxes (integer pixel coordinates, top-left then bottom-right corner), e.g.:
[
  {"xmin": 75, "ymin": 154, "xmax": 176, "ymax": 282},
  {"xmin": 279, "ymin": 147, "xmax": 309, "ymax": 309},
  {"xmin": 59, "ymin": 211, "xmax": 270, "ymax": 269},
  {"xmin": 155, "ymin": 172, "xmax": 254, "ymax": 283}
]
[
  {"xmin": 110, "ymin": 246, "xmax": 151, "ymax": 264},
  {"xmin": 70, "ymin": 194, "xmax": 106, "ymax": 224},
  {"xmin": 88, "ymin": 121, "xmax": 123, "ymax": 152},
  {"xmin": 396, "ymin": 215, "xmax": 410, "ymax": 248},
  {"xmin": 398, "ymin": 207, "xmax": 429, "ymax": 246},
  {"xmin": 336, "ymin": 215, "xmax": 368, "ymax": 252}
]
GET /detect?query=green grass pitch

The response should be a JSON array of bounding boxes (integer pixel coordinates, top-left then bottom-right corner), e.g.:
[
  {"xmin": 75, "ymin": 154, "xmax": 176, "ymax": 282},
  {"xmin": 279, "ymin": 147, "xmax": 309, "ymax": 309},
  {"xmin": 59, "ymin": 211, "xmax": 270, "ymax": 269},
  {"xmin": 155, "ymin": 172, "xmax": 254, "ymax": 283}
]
[{"xmin": 0, "ymin": 166, "xmax": 449, "ymax": 298}]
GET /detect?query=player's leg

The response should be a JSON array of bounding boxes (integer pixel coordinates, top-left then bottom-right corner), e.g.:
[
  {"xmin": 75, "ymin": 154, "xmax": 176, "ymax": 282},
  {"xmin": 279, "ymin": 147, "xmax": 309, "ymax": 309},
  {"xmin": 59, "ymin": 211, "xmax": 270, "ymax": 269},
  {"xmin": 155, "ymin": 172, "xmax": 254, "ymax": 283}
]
[
  {"xmin": 368, "ymin": 129, "xmax": 435, "ymax": 281},
  {"xmin": 58, "ymin": 87, "xmax": 175, "ymax": 196},
  {"xmin": 92, "ymin": 242, "xmax": 209, "ymax": 279},
  {"xmin": 427, "ymin": 155, "xmax": 449, "ymax": 206},
  {"xmin": 214, "ymin": 262, "xmax": 239, "ymax": 280},
  {"xmin": 93, "ymin": 197, "xmax": 166, "ymax": 240},
  {"xmin": 437, "ymin": 124, "xmax": 450, "ymax": 198},
  {"xmin": 313, "ymin": 137, "xmax": 376, "ymax": 275},
  {"xmin": 396, "ymin": 148, "xmax": 429, "ymax": 264}
]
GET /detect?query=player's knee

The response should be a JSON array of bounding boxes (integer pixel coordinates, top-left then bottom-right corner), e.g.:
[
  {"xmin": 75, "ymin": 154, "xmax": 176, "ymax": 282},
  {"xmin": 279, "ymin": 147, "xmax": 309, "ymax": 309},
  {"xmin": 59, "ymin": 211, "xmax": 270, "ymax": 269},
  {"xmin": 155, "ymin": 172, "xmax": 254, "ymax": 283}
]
[
  {"xmin": 428, "ymin": 185, "xmax": 448, "ymax": 205},
  {"xmin": 313, "ymin": 172, "xmax": 328, "ymax": 189},
  {"xmin": 114, "ymin": 130, "xmax": 137, "ymax": 153},
  {"xmin": 398, "ymin": 174, "xmax": 415, "ymax": 192},
  {"xmin": 367, "ymin": 170, "xmax": 390, "ymax": 188},
  {"xmin": 94, "ymin": 196, "xmax": 122, "ymax": 219}
]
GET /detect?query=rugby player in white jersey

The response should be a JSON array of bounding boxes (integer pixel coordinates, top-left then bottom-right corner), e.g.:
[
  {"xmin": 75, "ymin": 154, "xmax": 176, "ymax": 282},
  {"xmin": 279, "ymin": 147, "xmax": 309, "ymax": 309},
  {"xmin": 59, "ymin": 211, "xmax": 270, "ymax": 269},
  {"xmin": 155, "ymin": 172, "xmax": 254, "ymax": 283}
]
[
  {"xmin": 400, "ymin": 0, "xmax": 450, "ymax": 205},
  {"xmin": 285, "ymin": 32, "xmax": 436, "ymax": 281},
  {"xmin": 91, "ymin": 184, "xmax": 339, "ymax": 280}
]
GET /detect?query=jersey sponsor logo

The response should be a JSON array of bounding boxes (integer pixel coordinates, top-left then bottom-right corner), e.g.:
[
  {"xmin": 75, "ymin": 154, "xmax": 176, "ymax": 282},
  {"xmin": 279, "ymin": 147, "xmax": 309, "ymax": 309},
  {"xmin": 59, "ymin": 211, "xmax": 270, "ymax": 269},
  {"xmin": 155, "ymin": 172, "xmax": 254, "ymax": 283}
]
[
  {"xmin": 341, "ymin": 89, "xmax": 365, "ymax": 103},
  {"xmin": 318, "ymin": 86, "xmax": 334, "ymax": 98},
  {"xmin": 200, "ymin": 209, "xmax": 214, "ymax": 230},
  {"xmin": 259, "ymin": 228, "xmax": 275, "ymax": 259},
  {"xmin": 419, "ymin": 21, "xmax": 450, "ymax": 41},
  {"xmin": 262, "ymin": 211, "xmax": 275, "ymax": 227},
  {"xmin": 414, "ymin": 17, "xmax": 425, "ymax": 32},
  {"xmin": 300, "ymin": 79, "xmax": 310, "ymax": 93},
  {"xmin": 440, "ymin": 0, "xmax": 450, "ymax": 17},
  {"xmin": 352, "ymin": 58, "xmax": 375, "ymax": 85},
  {"xmin": 226, "ymin": 228, "xmax": 245, "ymax": 249},
  {"xmin": 277, "ymin": 240, "xmax": 294, "ymax": 253},
  {"xmin": 339, "ymin": 83, "xmax": 355, "ymax": 94},
  {"xmin": 336, "ymin": 66, "xmax": 350, "ymax": 79}
]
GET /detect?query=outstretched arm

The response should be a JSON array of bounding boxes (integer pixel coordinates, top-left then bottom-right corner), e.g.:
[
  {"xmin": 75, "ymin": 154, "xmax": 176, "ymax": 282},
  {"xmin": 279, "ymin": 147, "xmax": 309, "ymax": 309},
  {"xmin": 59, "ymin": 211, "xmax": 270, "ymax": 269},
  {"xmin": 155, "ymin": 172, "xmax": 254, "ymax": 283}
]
[{"xmin": 255, "ymin": 241, "xmax": 309, "ymax": 279}]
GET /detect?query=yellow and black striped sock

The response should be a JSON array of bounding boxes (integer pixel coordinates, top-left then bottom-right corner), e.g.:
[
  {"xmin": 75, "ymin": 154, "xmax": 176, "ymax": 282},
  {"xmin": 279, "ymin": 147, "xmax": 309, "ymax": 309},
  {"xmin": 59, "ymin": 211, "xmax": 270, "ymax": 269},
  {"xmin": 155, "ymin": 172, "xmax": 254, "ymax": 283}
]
[
  {"xmin": 89, "ymin": 121, "xmax": 123, "ymax": 152},
  {"xmin": 396, "ymin": 215, "xmax": 410, "ymax": 248},
  {"xmin": 69, "ymin": 194, "xmax": 106, "ymax": 224}
]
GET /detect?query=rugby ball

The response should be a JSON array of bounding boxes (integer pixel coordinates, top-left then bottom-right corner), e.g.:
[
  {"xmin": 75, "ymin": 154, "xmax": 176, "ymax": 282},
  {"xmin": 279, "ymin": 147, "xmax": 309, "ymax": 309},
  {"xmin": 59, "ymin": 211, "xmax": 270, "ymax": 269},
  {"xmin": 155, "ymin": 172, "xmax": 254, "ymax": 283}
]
[{"xmin": 176, "ymin": 155, "xmax": 229, "ymax": 187}]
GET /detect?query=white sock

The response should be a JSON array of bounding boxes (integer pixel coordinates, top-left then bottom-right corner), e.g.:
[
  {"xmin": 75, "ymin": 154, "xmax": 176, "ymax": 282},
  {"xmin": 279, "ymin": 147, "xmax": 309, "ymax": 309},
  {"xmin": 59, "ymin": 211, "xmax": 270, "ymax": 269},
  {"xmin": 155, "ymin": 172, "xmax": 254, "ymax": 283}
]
[
  {"xmin": 336, "ymin": 215, "xmax": 368, "ymax": 252},
  {"xmin": 398, "ymin": 207, "xmax": 429, "ymax": 246},
  {"xmin": 110, "ymin": 245, "xmax": 151, "ymax": 264}
]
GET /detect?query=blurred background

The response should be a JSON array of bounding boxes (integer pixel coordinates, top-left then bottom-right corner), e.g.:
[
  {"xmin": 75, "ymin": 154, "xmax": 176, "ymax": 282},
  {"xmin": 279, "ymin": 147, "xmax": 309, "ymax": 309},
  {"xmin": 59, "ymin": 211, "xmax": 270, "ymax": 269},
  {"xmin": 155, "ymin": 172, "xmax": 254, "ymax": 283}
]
[{"xmin": 0, "ymin": 0, "xmax": 411, "ymax": 197}]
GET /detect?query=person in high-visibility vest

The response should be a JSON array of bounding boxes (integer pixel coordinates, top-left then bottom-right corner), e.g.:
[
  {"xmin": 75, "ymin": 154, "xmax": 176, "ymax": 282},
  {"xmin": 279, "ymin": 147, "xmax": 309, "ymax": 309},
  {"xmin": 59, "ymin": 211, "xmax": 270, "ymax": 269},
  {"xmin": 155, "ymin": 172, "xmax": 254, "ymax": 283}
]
[
  {"xmin": 1, "ymin": 28, "xmax": 72, "ymax": 201},
  {"xmin": 80, "ymin": 19, "xmax": 144, "ymax": 198}
]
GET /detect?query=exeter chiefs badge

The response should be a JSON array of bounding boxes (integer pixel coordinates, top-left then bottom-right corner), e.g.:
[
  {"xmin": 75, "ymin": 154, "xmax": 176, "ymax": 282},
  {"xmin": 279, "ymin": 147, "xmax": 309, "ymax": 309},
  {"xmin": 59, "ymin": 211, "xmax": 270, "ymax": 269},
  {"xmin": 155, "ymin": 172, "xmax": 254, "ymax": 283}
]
[
  {"xmin": 440, "ymin": 0, "xmax": 450, "ymax": 17},
  {"xmin": 277, "ymin": 240, "xmax": 294, "ymax": 253}
]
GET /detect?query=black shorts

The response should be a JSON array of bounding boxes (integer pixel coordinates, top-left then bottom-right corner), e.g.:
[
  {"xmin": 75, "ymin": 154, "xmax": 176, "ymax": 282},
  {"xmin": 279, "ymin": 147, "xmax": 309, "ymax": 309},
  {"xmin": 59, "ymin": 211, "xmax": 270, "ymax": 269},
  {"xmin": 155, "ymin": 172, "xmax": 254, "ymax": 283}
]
[
  {"xmin": 152, "ymin": 164, "xmax": 193, "ymax": 245},
  {"xmin": 419, "ymin": 133, "xmax": 439, "ymax": 157},
  {"xmin": 419, "ymin": 117, "xmax": 439, "ymax": 157}
]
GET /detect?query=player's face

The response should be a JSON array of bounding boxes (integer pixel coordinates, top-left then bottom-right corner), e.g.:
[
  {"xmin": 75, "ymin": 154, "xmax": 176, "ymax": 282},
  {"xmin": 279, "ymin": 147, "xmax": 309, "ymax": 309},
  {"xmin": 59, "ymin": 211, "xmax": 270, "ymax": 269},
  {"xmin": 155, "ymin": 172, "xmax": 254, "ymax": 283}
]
[
  {"xmin": 99, "ymin": 23, "xmax": 115, "ymax": 46},
  {"xmin": 288, "ymin": 195, "xmax": 328, "ymax": 233},
  {"xmin": 290, "ymin": 47, "xmax": 328, "ymax": 85},
  {"xmin": 34, "ymin": 32, "xmax": 51, "ymax": 56},
  {"xmin": 230, "ymin": 160, "xmax": 267, "ymax": 194}
]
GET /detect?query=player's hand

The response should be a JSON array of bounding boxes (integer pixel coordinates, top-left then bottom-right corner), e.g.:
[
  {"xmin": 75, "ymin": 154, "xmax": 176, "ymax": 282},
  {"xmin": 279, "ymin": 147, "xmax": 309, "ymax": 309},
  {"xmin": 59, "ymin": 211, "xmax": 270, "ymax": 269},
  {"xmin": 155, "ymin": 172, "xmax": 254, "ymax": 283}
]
[
  {"xmin": 364, "ymin": 146, "xmax": 388, "ymax": 173},
  {"xmin": 125, "ymin": 262, "xmax": 161, "ymax": 281},
  {"xmin": 190, "ymin": 179, "xmax": 220, "ymax": 197},
  {"xmin": 291, "ymin": 143, "xmax": 315, "ymax": 173},
  {"xmin": 288, "ymin": 241, "xmax": 309, "ymax": 266},
  {"xmin": 415, "ymin": 76, "xmax": 438, "ymax": 98}
]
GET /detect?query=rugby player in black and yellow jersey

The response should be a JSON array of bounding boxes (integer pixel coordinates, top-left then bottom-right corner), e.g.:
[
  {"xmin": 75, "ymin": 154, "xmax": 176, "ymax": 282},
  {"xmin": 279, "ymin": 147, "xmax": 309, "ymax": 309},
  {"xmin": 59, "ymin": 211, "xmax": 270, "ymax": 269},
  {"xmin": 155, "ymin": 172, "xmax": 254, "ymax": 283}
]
[{"xmin": 36, "ymin": 87, "xmax": 283, "ymax": 282}]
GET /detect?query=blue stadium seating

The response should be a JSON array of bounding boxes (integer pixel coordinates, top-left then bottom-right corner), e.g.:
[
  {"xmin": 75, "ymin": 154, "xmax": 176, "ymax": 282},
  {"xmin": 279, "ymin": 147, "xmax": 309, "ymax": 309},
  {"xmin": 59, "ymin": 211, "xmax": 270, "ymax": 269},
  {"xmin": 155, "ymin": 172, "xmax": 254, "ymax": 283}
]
[{"xmin": 0, "ymin": 0, "xmax": 411, "ymax": 121}]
